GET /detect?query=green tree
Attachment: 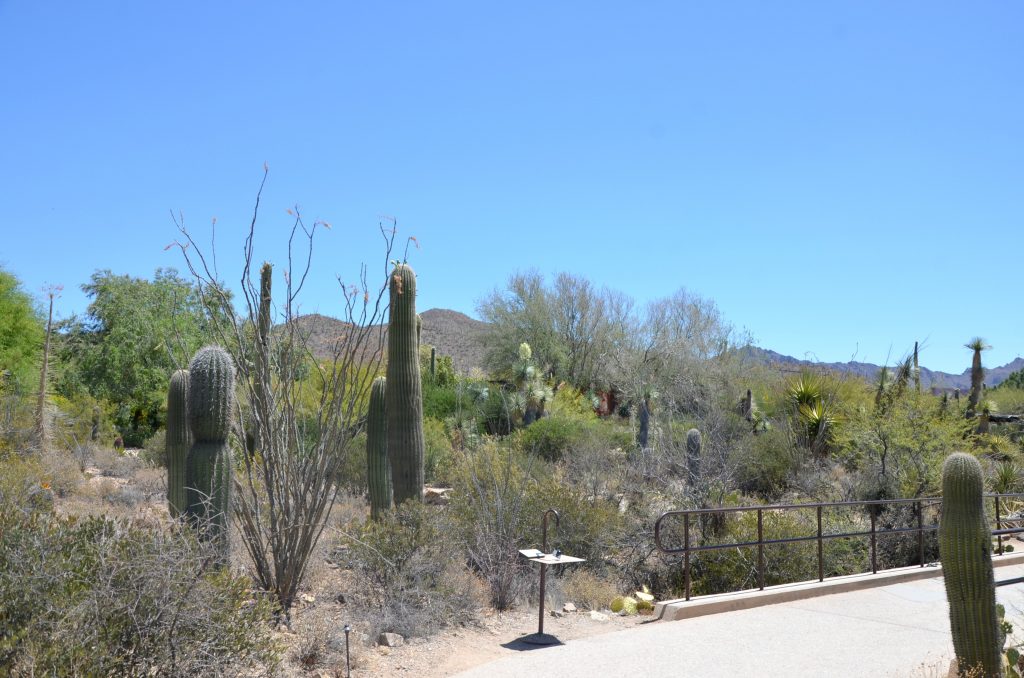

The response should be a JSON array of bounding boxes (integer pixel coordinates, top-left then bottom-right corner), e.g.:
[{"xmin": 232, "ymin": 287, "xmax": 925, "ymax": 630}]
[
  {"xmin": 58, "ymin": 268, "xmax": 223, "ymax": 446},
  {"xmin": 0, "ymin": 268, "xmax": 43, "ymax": 391}
]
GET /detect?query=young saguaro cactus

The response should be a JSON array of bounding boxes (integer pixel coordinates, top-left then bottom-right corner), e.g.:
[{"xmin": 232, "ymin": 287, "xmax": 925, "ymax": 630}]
[
  {"xmin": 386, "ymin": 263, "xmax": 425, "ymax": 504},
  {"xmin": 166, "ymin": 369, "xmax": 191, "ymax": 519},
  {"xmin": 186, "ymin": 346, "xmax": 235, "ymax": 556},
  {"xmin": 367, "ymin": 376, "xmax": 392, "ymax": 519},
  {"xmin": 939, "ymin": 452, "xmax": 1002, "ymax": 677}
]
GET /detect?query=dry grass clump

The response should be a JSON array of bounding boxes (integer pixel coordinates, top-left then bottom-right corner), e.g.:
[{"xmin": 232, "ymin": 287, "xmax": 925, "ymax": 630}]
[{"xmin": 561, "ymin": 569, "xmax": 621, "ymax": 611}]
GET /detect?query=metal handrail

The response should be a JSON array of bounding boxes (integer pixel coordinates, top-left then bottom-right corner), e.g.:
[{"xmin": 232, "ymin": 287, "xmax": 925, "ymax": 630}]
[{"xmin": 654, "ymin": 493, "xmax": 1024, "ymax": 601}]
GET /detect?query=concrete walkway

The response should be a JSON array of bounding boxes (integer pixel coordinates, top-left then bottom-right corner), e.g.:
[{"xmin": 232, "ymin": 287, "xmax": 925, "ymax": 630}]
[{"xmin": 455, "ymin": 563, "xmax": 1024, "ymax": 678}]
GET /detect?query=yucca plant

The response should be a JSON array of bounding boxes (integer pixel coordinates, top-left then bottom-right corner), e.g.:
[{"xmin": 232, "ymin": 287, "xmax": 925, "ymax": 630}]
[{"xmin": 966, "ymin": 338, "xmax": 991, "ymax": 418}]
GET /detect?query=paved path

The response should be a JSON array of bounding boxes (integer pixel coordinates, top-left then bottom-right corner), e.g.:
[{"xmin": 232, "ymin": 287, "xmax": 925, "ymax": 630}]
[{"xmin": 455, "ymin": 564, "xmax": 1024, "ymax": 678}]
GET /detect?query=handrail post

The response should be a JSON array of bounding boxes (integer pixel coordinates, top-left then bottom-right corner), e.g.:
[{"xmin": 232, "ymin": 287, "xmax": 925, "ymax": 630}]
[
  {"xmin": 757, "ymin": 508, "xmax": 765, "ymax": 591},
  {"xmin": 870, "ymin": 510, "xmax": 877, "ymax": 575},
  {"xmin": 996, "ymin": 495, "xmax": 1003, "ymax": 556},
  {"xmin": 684, "ymin": 513, "xmax": 691, "ymax": 601},
  {"xmin": 817, "ymin": 505, "xmax": 824, "ymax": 582},
  {"xmin": 917, "ymin": 500, "xmax": 924, "ymax": 567}
]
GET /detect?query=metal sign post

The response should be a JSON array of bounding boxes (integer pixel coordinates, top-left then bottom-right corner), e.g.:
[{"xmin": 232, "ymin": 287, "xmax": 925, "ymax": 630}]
[{"xmin": 518, "ymin": 508, "xmax": 585, "ymax": 646}]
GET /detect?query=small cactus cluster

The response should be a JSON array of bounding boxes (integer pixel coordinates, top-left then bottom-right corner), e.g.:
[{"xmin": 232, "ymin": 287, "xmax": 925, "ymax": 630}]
[
  {"xmin": 939, "ymin": 452, "xmax": 1002, "ymax": 677},
  {"xmin": 610, "ymin": 586, "xmax": 655, "ymax": 615},
  {"xmin": 166, "ymin": 345, "xmax": 235, "ymax": 560}
]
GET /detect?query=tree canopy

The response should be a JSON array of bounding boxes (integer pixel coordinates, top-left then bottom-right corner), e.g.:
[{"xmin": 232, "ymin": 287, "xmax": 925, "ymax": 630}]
[
  {"xmin": 0, "ymin": 268, "xmax": 43, "ymax": 391},
  {"xmin": 58, "ymin": 268, "xmax": 224, "ymax": 445}
]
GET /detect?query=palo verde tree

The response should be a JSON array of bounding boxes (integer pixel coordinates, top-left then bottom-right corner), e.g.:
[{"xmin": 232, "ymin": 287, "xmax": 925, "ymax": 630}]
[
  {"xmin": 58, "ymin": 268, "xmax": 222, "ymax": 446},
  {"xmin": 171, "ymin": 168, "xmax": 395, "ymax": 618}
]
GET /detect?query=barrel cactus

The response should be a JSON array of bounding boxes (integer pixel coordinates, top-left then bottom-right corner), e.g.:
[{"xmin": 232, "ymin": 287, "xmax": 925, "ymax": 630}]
[
  {"xmin": 166, "ymin": 369, "xmax": 191, "ymax": 518},
  {"xmin": 186, "ymin": 345, "xmax": 235, "ymax": 556},
  {"xmin": 686, "ymin": 428, "xmax": 702, "ymax": 486},
  {"xmin": 386, "ymin": 264, "xmax": 425, "ymax": 504},
  {"xmin": 939, "ymin": 452, "xmax": 1001, "ymax": 676},
  {"xmin": 367, "ymin": 376, "xmax": 392, "ymax": 519}
]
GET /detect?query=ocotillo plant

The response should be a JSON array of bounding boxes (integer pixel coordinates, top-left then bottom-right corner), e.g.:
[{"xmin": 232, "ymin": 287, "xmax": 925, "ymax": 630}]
[
  {"xmin": 166, "ymin": 369, "xmax": 191, "ymax": 518},
  {"xmin": 939, "ymin": 452, "xmax": 1001, "ymax": 677},
  {"xmin": 386, "ymin": 263, "xmax": 425, "ymax": 504},
  {"xmin": 367, "ymin": 376, "xmax": 392, "ymax": 519},
  {"xmin": 186, "ymin": 345, "xmax": 235, "ymax": 557},
  {"xmin": 686, "ymin": 428, "xmax": 701, "ymax": 486}
]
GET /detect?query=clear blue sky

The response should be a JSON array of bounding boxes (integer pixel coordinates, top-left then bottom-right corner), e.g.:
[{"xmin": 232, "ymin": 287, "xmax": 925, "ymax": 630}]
[{"xmin": 1, "ymin": 2, "xmax": 1021, "ymax": 374}]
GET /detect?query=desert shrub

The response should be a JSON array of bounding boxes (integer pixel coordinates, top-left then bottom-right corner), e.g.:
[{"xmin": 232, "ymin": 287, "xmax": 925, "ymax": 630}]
[
  {"xmin": 38, "ymin": 450, "xmax": 83, "ymax": 498},
  {"xmin": 0, "ymin": 508, "xmax": 279, "ymax": 675},
  {"xmin": 734, "ymin": 428, "xmax": 800, "ymax": 500},
  {"xmin": 525, "ymin": 473, "xmax": 623, "ymax": 567},
  {"xmin": 449, "ymin": 443, "xmax": 536, "ymax": 609},
  {"xmin": 424, "ymin": 417, "xmax": 454, "ymax": 485},
  {"xmin": 0, "ymin": 453, "xmax": 54, "ymax": 516},
  {"xmin": 561, "ymin": 569, "xmax": 619, "ymax": 611},
  {"xmin": 422, "ymin": 380, "xmax": 458, "ymax": 420},
  {"xmin": 336, "ymin": 431, "xmax": 368, "ymax": 495},
  {"xmin": 481, "ymin": 388, "xmax": 514, "ymax": 436},
  {"xmin": 517, "ymin": 415, "xmax": 583, "ymax": 462},
  {"xmin": 338, "ymin": 501, "xmax": 480, "ymax": 639},
  {"xmin": 139, "ymin": 427, "xmax": 167, "ymax": 467}
]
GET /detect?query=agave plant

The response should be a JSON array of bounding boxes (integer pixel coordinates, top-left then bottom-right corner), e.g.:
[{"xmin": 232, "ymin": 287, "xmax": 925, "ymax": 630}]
[
  {"xmin": 799, "ymin": 400, "xmax": 837, "ymax": 457},
  {"xmin": 787, "ymin": 374, "xmax": 822, "ymax": 409}
]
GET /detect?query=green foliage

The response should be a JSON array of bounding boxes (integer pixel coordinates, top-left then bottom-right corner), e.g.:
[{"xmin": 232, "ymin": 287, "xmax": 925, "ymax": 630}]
[
  {"xmin": 422, "ymin": 379, "xmax": 458, "ymax": 420},
  {"xmin": 517, "ymin": 415, "xmax": 583, "ymax": 462},
  {"xmin": 57, "ymin": 269, "xmax": 224, "ymax": 446},
  {"xmin": 940, "ymin": 452, "xmax": 1002, "ymax": 677},
  {"xmin": 0, "ymin": 268, "xmax": 42, "ymax": 391},
  {"xmin": 420, "ymin": 344, "xmax": 456, "ymax": 387},
  {"xmin": 838, "ymin": 393, "xmax": 973, "ymax": 499},
  {"xmin": 996, "ymin": 369, "xmax": 1024, "ymax": 392},
  {"xmin": 423, "ymin": 417, "xmax": 454, "ymax": 485}
]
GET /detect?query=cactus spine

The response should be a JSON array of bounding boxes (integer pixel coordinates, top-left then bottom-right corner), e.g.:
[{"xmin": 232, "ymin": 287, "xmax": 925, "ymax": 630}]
[
  {"xmin": 166, "ymin": 369, "xmax": 191, "ymax": 518},
  {"xmin": 367, "ymin": 376, "xmax": 392, "ymax": 519},
  {"xmin": 939, "ymin": 452, "xmax": 1001, "ymax": 676},
  {"xmin": 186, "ymin": 346, "xmax": 235, "ymax": 556},
  {"xmin": 686, "ymin": 428, "xmax": 701, "ymax": 486},
  {"xmin": 386, "ymin": 264, "xmax": 425, "ymax": 504}
]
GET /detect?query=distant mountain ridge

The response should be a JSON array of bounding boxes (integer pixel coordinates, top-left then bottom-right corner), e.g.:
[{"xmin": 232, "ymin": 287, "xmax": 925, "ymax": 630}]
[
  {"xmin": 294, "ymin": 308, "xmax": 1022, "ymax": 389},
  {"xmin": 740, "ymin": 346, "xmax": 1024, "ymax": 390}
]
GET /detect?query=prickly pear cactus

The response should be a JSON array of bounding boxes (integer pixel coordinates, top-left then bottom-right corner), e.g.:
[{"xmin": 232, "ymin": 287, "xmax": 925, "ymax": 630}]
[
  {"xmin": 185, "ymin": 346, "xmax": 235, "ymax": 557},
  {"xmin": 166, "ymin": 369, "xmax": 191, "ymax": 519},
  {"xmin": 386, "ymin": 264, "xmax": 425, "ymax": 504},
  {"xmin": 367, "ymin": 376, "xmax": 392, "ymax": 519},
  {"xmin": 939, "ymin": 452, "xmax": 1002, "ymax": 677}
]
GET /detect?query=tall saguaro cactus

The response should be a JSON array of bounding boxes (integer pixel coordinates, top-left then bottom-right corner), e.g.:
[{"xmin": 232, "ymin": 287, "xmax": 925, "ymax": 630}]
[
  {"xmin": 386, "ymin": 264, "xmax": 425, "ymax": 504},
  {"xmin": 367, "ymin": 376, "xmax": 392, "ymax": 519},
  {"xmin": 166, "ymin": 369, "xmax": 191, "ymax": 518},
  {"xmin": 939, "ymin": 452, "xmax": 1001, "ymax": 677},
  {"xmin": 186, "ymin": 346, "xmax": 235, "ymax": 557}
]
